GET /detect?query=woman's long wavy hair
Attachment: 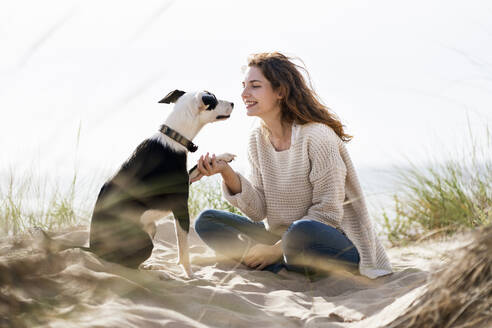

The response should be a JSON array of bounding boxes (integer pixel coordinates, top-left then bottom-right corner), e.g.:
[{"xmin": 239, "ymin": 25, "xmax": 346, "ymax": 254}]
[{"xmin": 247, "ymin": 52, "xmax": 352, "ymax": 142}]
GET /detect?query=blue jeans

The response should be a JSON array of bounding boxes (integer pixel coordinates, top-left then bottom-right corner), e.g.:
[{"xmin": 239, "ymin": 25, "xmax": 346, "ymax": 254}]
[{"xmin": 194, "ymin": 209, "xmax": 360, "ymax": 276}]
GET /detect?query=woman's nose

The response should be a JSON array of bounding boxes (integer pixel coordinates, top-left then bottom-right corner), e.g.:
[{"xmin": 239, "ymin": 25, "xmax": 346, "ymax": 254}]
[{"xmin": 241, "ymin": 88, "xmax": 249, "ymax": 99}]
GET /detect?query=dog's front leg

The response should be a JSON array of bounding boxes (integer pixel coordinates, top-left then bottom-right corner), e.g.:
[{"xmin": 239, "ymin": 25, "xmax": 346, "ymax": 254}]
[
  {"xmin": 174, "ymin": 218, "xmax": 192, "ymax": 278},
  {"xmin": 172, "ymin": 205, "xmax": 193, "ymax": 278}
]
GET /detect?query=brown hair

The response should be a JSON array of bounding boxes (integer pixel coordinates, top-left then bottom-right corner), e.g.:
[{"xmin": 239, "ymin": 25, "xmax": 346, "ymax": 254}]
[{"xmin": 247, "ymin": 52, "xmax": 352, "ymax": 142}]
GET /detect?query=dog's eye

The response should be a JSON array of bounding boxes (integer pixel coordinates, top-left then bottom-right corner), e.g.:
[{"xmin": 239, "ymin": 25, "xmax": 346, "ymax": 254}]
[{"xmin": 202, "ymin": 94, "xmax": 218, "ymax": 110}]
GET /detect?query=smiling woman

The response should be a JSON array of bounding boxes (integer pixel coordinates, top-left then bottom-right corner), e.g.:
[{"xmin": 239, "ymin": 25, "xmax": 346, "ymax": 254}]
[
  {"xmin": 192, "ymin": 52, "xmax": 392, "ymax": 279},
  {"xmin": 243, "ymin": 53, "xmax": 352, "ymax": 143}
]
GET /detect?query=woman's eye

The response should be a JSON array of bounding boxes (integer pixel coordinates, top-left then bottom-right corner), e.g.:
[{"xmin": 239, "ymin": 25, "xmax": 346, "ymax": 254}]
[{"xmin": 252, "ymin": 85, "xmax": 260, "ymax": 88}]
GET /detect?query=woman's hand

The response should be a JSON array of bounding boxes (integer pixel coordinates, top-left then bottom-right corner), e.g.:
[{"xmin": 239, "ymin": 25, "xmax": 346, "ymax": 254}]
[
  {"xmin": 243, "ymin": 242, "xmax": 283, "ymax": 270},
  {"xmin": 191, "ymin": 153, "xmax": 230, "ymax": 183}
]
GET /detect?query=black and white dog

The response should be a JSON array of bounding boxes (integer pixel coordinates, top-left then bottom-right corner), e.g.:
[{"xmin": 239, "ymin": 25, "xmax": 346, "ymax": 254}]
[{"xmin": 83, "ymin": 90, "xmax": 234, "ymax": 277}]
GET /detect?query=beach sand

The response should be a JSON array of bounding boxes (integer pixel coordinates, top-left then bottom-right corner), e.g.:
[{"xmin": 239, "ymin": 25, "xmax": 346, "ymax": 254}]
[{"xmin": 0, "ymin": 219, "xmax": 470, "ymax": 328}]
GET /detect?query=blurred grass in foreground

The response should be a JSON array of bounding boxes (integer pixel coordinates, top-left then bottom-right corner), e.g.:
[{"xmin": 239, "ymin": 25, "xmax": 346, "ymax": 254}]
[{"xmin": 381, "ymin": 125, "xmax": 492, "ymax": 246}]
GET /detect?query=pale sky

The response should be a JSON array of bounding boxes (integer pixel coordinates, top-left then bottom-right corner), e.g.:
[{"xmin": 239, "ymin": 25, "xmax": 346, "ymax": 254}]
[{"xmin": 1, "ymin": 0, "xmax": 491, "ymax": 185}]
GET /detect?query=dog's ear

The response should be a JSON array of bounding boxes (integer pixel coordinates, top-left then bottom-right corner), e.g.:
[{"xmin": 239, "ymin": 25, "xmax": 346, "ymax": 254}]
[
  {"xmin": 199, "ymin": 92, "xmax": 218, "ymax": 111},
  {"xmin": 158, "ymin": 90, "xmax": 186, "ymax": 104}
]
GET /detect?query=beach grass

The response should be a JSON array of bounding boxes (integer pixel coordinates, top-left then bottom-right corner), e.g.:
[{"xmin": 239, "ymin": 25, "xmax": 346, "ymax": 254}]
[
  {"xmin": 0, "ymin": 167, "xmax": 93, "ymax": 236},
  {"xmin": 0, "ymin": 169, "xmax": 240, "ymax": 236},
  {"xmin": 189, "ymin": 177, "xmax": 244, "ymax": 219},
  {"xmin": 0, "ymin": 124, "xmax": 92, "ymax": 236},
  {"xmin": 381, "ymin": 126, "xmax": 492, "ymax": 246},
  {"xmin": 1, "ymin": 154, "xmax": 489, "ymax": 242}
]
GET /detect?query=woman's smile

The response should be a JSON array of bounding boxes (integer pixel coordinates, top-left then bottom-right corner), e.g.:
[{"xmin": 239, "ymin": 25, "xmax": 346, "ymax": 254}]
[{"xmin": 244, "ymin": 100, "xmax": 258, "ymax": 109}]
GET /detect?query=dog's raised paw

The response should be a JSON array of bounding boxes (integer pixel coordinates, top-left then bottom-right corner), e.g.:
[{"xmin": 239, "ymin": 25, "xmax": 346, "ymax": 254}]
[
  {"xmin": 215, "ymin": 153, "xmax": 236, "ymax": 163},
  {"xmin": 188, "ymin": 153, "xmax": 236, "ymax": 183}
]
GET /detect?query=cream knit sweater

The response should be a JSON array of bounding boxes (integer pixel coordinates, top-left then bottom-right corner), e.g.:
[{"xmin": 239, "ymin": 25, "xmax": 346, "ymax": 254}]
[{"xmin": 222, "ymin": 122, "xmax": 392, "ymax": 279}]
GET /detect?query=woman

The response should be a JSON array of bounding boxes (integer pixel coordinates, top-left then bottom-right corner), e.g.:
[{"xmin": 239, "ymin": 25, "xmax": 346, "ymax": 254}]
[{"xmin": 192, "ymin": 52, "xmax": 392, "ymax": 279}]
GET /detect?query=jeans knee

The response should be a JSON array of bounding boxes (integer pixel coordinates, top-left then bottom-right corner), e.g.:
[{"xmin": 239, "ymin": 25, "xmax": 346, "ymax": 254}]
[
  {"xmin": 194, "ymin": 209, "xmax": 218, "ymax": 234},
  {"xmin": 282, "ymin": 220, "xmax": 315, "ymax": 252},
  {"xmin": 284, "ymin": 220, "xmax": 315, "ymax": 240},
  {"xmin": 195, "ymin": 210, "xmax": 214, "ymax": 233}
]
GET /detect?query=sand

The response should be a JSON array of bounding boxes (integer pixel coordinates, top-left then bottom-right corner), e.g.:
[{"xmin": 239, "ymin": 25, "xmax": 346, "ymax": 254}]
[{"xmin": 0, "ymin": 219, "xmax": 470, "ymax": 328}]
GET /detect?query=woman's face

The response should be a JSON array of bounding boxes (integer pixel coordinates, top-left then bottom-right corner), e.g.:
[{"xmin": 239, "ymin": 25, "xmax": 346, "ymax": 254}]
[{"xmin": 241, "ymin": 66, "xmax": 282, "ymax": 119}]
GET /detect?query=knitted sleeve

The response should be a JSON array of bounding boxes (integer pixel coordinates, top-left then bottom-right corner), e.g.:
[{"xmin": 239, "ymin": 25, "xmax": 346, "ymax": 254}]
[
  {"xmin": 222, "ymin": 131, "xmax": 267, "ymax": 221},
  {"xmin": 299, "ymin": 127, "xmax": 347, "ymax": 228}
]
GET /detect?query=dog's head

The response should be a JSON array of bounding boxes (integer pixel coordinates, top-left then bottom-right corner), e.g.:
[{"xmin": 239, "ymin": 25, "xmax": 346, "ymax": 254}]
[{"xmin": 159, "ymin": 90, "xmax": 234, "ymax": 125}]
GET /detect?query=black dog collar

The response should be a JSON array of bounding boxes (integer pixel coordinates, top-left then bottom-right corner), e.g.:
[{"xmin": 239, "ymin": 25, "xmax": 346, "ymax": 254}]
[{"xmin": 159, "ymin": 124, "xmax": 198, "ymax": 152}]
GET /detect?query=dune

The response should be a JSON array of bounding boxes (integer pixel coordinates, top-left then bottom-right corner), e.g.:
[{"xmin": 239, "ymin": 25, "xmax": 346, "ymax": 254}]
[{"xmin": 0, "ymin": 219, "xmax": 479, "ymax": 328}]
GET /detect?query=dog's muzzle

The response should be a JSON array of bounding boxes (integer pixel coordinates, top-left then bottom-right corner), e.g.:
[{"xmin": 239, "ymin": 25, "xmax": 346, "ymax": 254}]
[{"xmin": 216, "ymin": 102, "xmax": 233, "ymax": 120}]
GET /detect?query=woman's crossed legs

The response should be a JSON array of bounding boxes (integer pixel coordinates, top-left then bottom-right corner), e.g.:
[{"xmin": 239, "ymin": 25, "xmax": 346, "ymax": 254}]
[{"xmin": 195, "ymin": 209, "xmax": 360, "ymax": 276}]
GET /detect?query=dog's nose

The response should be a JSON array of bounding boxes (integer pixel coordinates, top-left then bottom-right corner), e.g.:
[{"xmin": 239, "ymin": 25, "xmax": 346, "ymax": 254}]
[{"xmin": 230, "ymin": 102, "xmax": 234, "ymax": 108}]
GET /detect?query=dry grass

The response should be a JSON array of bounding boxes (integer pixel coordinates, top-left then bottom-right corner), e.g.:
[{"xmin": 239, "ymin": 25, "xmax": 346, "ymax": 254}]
[{"xmin": 388, "ymin": 224, "xmax": 492, "ymax": 328}]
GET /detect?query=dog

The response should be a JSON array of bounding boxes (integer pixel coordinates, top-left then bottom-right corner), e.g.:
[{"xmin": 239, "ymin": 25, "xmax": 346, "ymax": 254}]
[{"xmin": 49, "ymin": 90, "xmax": 234, "ymax": 278}]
